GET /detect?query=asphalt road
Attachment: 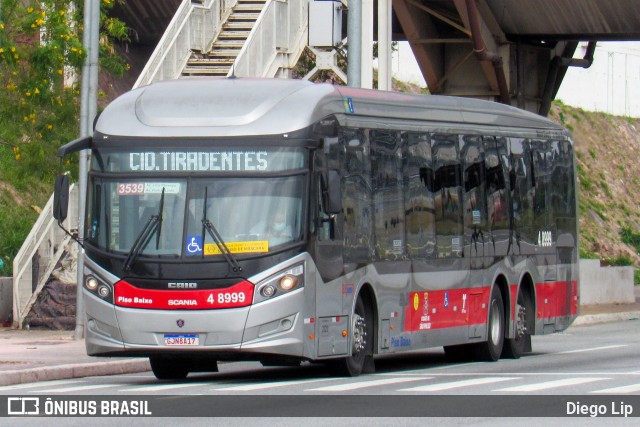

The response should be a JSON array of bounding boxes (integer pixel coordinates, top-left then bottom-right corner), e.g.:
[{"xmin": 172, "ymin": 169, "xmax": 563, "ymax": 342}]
[{"xmin": 1, "ymin": 320, "xmax": 638, "ymax": 424}]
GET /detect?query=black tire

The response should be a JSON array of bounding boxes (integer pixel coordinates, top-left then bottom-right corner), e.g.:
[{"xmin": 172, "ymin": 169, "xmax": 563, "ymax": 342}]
[
  {"xmin": 150, "ymin": 356, "xmax": 189, "ymax": 380},
  {"xmin": 502, "ymin": 289, "xmax": 531, "ymax": 359},
  {"xmin": 332, "ymin": 293, "xmax": 373, "ymax": 376},
  {"xmin": 474, "ymin": 286, "xmax": 505, "ymax": 361},
  {"xmin": 443, "ymin": 344, "xmax": 474, "ymax": 363}
]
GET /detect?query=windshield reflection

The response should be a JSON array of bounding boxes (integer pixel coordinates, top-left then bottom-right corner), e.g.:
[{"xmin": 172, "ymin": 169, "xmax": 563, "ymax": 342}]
[{"xmin": 87, "ymin": 176, "xmax": 304, "ymax": 258}]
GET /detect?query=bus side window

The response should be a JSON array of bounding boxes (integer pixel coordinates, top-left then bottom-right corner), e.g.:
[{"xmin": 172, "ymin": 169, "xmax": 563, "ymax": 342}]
[
  {"xmin": 462, "ymin": 135, "xmax": 487, "ymax": 257},
  {"xmin": 404, "ymin": 132, "xmax": 435, "ymax": 259},
  {"xmin": 432, "ymin": 133, "xmax": 463, "ymax": 258}
]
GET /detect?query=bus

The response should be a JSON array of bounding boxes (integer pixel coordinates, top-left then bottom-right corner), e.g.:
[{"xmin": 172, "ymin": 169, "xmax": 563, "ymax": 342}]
[{"xmin": 54, "ymin": 78, "xmax": 579, "ymax": 379}]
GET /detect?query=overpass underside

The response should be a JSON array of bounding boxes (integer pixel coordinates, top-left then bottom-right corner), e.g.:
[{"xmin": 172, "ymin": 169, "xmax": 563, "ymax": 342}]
[{"xmin": 391, "ymin": 0, "xmax": 640, "ymax": 115}]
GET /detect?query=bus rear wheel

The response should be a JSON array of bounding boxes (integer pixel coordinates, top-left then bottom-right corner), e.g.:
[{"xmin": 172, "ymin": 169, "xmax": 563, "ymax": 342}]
[
  {"xmin": 332, "ymin": 293, "xmax": 373, "ymax": 376},
  {"xmin": 502, "ymin": 289, "xmax": 531, "ymax": 359},
  {"xmin": 150, "ymin": 356, "xmax": 189, "ymax": 380},
  {"xmin": 473, "ymin": 286, "xmax": 505, "ymax": 361}
]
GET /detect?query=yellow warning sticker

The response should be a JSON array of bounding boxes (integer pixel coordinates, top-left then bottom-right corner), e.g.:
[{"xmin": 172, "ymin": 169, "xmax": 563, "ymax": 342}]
[{"xmin": 204, "ymin": 241, "xmax": 269, "ymax": 255}]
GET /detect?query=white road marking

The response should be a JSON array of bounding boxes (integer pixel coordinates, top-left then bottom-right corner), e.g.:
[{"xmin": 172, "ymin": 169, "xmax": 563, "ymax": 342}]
[
  {"xmin": 399, "ymin": 377, "xmax": 519, "ymax": 392},
  {"xmin": 0, "ymin": 380, "xmax": 82, "ymax": 391},
  {"xmin": 591, "ymin": 383, "xmax": 640, "ymax": 394},
  {"xmin": 213, "ymin": 378, "xmax": 334, "ymax": 391},
  {"xmin": 557, "ymin": 345, "xmax": 627, "ymax": 354},
  {"xmin": 31, "ymin": 384, "xmax": 120, "ymax": 393},
  {"xmin": 307, "ymin": 377, "xmax": 428, "ymax": 392},
  {"xmin": 495, "ymin": 377, "xmax": 609, "ymax": 392},
  {"xmin": 121, "ymin": 382, "xmax": 211, "ymax": 392}
]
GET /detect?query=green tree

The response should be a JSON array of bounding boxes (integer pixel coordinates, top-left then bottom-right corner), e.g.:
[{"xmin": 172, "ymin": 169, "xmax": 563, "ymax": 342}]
[{"xmin": 0, "ymin": 0, "xmax": 129, "ymax": 275}]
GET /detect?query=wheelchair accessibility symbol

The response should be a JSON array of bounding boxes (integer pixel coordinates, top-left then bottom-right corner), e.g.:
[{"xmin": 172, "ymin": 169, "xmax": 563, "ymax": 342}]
[{"xmin": 185, "ymin": 235, "xmax": 203, "ymax": 255}]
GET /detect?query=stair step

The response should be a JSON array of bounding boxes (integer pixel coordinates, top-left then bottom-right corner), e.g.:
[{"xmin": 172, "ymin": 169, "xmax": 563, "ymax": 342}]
[
  {"xmin": 218, "ymin": 31, "xmax": 251, "ymax": 39},
  {"xmin": 228, "ymin": 13, "xmax": 260, "ymax": 21},
  {"xmin": 187, "ymin": 58, "xmax": 234, "ymax": 66},
  {"xmin": 183, "ymin": 66, "xmax": 231, "ymax": 75},
  {"xmin": 224, "ymin": 22, "xmax": 255, "ymax": 31},
  {"xmin": 213, "ymin": 40, "xmax": 245, "ymax": 48},
  {"xmin": 234, "ymin": 5, "xmax": 264, "ymax": 13}
]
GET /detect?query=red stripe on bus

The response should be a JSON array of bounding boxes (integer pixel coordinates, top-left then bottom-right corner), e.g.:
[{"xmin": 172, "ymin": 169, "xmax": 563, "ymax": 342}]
[
  {"xmin": 535, "ymin": 280, "xmax": 579, "ymax": 318},
  {"xmin": 114, "ymin": 280, "xmax": 254, "ymax": 310},
  {"xmin": 403, "ymin": 287, "xmax": 491, "ymax": 331}
]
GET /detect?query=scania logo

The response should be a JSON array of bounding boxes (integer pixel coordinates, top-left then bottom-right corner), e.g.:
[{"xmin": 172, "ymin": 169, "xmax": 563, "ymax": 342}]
[
  {"xmin": 168, "ymin": 282, "xmax": 198, "ymax": 289},
  {"xmin": 177, "ymin": 319, "xmax": 185, "ymax": 328}
]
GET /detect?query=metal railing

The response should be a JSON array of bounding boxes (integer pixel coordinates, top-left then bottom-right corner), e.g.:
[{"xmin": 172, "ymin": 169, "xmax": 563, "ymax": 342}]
[
  {"xmin": 12, "ymin": 185, "xmax": 78, "ymax": 328},
  {"xmin": 233, "ymin": 0, "xmax": 308, "ymax": 78},
  {"xmin": 134, "ymin": 0, "xmax": 238, "ymax": 89}
]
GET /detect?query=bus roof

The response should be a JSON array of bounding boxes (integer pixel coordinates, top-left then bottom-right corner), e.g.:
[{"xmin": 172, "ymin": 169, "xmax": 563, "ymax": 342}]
[{"xmin": 95, "ymin": 77, "xmax": 566, "ymax": 138}]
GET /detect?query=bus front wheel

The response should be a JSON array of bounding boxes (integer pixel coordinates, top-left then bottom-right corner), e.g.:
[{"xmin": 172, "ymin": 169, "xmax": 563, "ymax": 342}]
[
  {"xmin": 332, "ymin": 293, "xmax": 374, "ymax": 376},
  {"xmin": 150, "ymin": 356, "xmax": 189, "ymax": 380}
]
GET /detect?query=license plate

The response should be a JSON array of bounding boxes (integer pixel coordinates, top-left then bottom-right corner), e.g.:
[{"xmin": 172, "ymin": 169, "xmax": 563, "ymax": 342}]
[{"xmin": 164, "ymin": 334, "xmax": 199, "ymax": 346}]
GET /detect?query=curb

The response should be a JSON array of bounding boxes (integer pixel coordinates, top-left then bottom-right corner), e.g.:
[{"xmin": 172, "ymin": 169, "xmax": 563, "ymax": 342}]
[
  {"xmin": 572, "ymin": 311, "xmax": 640, "ymax": 327},
  {"xmin": 0, "ymin": 359, "xmax": 151, "ymax": 387}
]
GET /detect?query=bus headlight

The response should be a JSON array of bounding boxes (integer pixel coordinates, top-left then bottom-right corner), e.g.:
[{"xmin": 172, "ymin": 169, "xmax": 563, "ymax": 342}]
[
  {"xmin": 86, "ymin": 277, "xmax": 99, "ymax": 291},
  {"xmin": 84, "ymin": 275, "xmax": 113, "ymax": 303},
  {"xmin": 256, "ymin": 264, "xmax": 304, "ymax": 303}
]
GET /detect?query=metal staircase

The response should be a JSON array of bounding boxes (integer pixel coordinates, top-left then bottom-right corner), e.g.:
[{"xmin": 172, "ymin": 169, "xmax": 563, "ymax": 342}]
[
  {"xmin": 12, "ymin": 0, "xmax": 309, "ymax": 327},
  {"xmin": 184, "ymin": 0, "xmax": 266, "ymax": 77},
  {"xmin": 135, "ymin": 0, "xmax": 309, "ymax": 88}
]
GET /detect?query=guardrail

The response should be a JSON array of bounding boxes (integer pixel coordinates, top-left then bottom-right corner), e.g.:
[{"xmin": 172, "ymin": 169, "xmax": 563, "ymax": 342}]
[
  {"xmin": 12, "ymin": 185, "xmax": 78, "ymax": 328},
  {"xmin": 233, "ymin": 0, "xmax": 308, "ymax": 77},
  {"xmin": 134, "ymin": 0, "xmax": 238, "ymax": 89}
]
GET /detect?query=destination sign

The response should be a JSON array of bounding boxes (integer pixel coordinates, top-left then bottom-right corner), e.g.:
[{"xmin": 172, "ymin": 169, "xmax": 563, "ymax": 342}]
[
  {"xmin": 129, "ymin": 151, "xmax": 268, "ymax": 172},
  {"xmin": 93, "ymin": 149, "xmax": 306, "ymax": 173}
]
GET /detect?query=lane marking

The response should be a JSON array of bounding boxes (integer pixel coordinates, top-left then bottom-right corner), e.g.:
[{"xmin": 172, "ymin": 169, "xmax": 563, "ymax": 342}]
[
  {"xmin": 557, "ymin": 345, "xmax": 627, "ymax": 354},
  {"xmin": 386, "ymin": 371, "xmax": 640, "ymax": 377},
  {"xmin": 213, "ymin": 378, "xmax": 335, "ymax": 391},
  {"xmin": 399, "ymin": 377, "xmax": 519, "ymax": 392},
  {"xmin": 495, "ymin": 377, "xmax": 609, "ymax": 392},
  {"xmin": 307, "ymin": 377, "xmax": 428, "ymax": 392},
  {"xmin": 121, "ymin": 382, "xmax": 212, "ymax": 392},
  {"xmin": 0, "ymin": 380, "xmax": 82, "ymax": 391},
  {"xmin": 31, "ymin": 384, "xmax": 120, "ymax": 393},
  {"xmin": 591, "ymin": 383, "xmax": 640, "ymax": 394}
]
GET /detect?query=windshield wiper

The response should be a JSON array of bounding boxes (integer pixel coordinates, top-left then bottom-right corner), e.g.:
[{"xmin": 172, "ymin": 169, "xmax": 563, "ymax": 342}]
[
  {"xmin": 123, "ymin": 188, "xmax": 165, "ymax": 272},
  {"xmin": 201, "ymin": 187, "xmax": 243, "ymax": 275}
]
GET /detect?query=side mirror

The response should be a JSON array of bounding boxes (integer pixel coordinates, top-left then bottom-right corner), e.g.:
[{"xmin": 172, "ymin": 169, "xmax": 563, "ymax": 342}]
[
  {"xmin": 53, "ymin": 175, "xmax": 70, "ymax": 221},
  {"xmin": 324, "ymin": 169, "xmax": 342, "ymax": 214}
]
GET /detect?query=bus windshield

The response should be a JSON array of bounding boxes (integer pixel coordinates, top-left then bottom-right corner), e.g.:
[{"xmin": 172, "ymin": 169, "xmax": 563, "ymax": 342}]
[{"xmin": 86, "ymin": 175, "xmax": 305, "ymax": 258}]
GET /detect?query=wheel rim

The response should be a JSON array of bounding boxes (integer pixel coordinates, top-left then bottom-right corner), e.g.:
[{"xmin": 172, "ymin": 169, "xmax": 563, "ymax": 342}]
[
  {"xmin": 351, "ymin": 313, "xmax": 366, "ymax": 355},
  {"xmin": 489, "ymin": 299, "xmax": 502, "ymax": 347}
]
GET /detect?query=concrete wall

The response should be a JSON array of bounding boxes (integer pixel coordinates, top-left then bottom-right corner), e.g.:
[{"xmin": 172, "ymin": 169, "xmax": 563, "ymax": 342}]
[
  {"xmin": 579, "ymin": 259, "xmax": 635, "ymax": 305},
  {"xmin": 0, "ymin": 277, "xmax": 12, "ymax": 323}
]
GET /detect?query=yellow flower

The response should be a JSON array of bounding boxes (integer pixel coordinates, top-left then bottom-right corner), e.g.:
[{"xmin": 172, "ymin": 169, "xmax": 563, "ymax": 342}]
[
  {"xmin": 34, "ymin": 88, "xmax": 40, "ymax": 95},
  {"xmin": 27, "ymin": 7, "xmax": 34, "ymax": 13},
  {"xmin": 13, "ymin": 54, "xmax": 18, "ymax": 59},
  {"xmin": 0, "ymin": 48, "xmax": 3, "ymax": 53},
  {"xmin": 10, "ymin": 47, "xmax": 15, "ymax": 52},
  {"xmin": 15, "ymin": 154, "xmax": 21, "ymax": 160},
  {"xmin": 23, "ymin": 116, "xmax": 29, "ymax": 122},
  {"xmin": 59, "ymin": 11, "xmax": 64, "ymax": 16},
  {"xmin": 57, "ymin": 69, "xmax": 63, "ymax": 75},
  {"xmin": 0, "ymin": 23, "xmax": 4, "ymax": 30},
  {"xmin": 47, "ymin": 124, "xmax": 53, "ymax": 130}
]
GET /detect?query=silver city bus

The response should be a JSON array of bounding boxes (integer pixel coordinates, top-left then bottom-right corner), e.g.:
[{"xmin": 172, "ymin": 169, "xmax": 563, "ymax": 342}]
[{"xmin": 54, "ymin": 78, "xmax": 579, "ymax": 379}]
